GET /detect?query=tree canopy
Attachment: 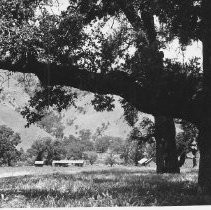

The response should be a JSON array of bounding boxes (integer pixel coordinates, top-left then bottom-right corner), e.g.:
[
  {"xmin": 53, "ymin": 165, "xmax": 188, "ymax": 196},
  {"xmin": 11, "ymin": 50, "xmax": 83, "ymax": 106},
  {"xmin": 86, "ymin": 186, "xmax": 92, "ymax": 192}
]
[{"xmin": 0, "ymin": 0, "xmax": 203, "ymax": 124}]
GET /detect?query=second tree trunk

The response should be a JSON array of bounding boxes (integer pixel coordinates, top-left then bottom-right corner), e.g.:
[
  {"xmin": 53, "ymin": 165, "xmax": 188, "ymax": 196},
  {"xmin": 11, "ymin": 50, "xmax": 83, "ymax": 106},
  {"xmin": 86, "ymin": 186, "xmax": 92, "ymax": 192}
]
[{"xmin": 154, "ymin": 116, "xmax": 180, "ymax": 173}]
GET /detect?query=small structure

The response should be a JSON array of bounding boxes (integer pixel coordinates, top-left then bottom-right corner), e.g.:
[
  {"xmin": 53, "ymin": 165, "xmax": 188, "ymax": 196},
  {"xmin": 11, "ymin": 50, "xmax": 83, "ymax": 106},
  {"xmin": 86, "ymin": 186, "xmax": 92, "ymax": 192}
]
[
  {"xmin": 34, "ymin": 161, "xmax": 44, "ymax": 167},
  {"xmin": 52, "ymin": 160, "xmax": 84, "ymax": 167},
  {"xmin": 138, "ymin": 158, "xmax": 153, "ymax": 166}
]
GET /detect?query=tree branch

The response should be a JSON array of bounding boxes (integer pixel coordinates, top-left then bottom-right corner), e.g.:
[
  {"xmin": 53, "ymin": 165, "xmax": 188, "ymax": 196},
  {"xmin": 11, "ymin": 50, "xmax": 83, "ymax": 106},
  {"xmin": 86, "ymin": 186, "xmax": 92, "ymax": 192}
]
[{"xmin": 0, "ymin": 59, "xmax": 201, "ymax": 123}]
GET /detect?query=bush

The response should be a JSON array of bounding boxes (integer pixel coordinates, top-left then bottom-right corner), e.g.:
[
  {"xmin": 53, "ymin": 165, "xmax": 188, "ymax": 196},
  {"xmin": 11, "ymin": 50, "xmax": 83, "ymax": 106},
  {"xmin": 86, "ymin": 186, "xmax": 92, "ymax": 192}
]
[
  {"xmin": 0, "ymin": 125, "xmax": 21, "ymax": 166},
  {"xmin": 83, "ymin": 151, "xmax": 98, "ymax": 165},
  {"xmin": 105, "ymin": 153, "xmax": 116, "ymax": 167}
]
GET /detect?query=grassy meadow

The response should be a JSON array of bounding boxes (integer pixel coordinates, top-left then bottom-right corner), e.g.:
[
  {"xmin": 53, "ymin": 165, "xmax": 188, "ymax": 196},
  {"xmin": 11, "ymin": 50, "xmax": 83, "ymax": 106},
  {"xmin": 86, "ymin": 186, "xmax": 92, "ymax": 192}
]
[{"xmin": 0, "ymin": 165, "xmax": 202, "ymax": 207}]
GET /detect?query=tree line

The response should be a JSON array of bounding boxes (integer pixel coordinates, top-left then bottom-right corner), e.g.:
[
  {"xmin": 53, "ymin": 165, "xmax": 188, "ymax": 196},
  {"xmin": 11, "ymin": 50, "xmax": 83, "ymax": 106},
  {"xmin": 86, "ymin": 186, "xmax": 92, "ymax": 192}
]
[{"xmin": 0, "ymin": 117, "xmax": 197, "ymax": 168}]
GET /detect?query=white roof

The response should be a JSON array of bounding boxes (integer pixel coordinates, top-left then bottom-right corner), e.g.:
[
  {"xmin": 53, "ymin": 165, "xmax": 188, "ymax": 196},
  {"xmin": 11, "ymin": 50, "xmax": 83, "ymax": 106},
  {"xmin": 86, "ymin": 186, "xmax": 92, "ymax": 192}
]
[
  {"xmin": 35, "ymin": 161, "xmax": 44, "ymax": 164},
  {"xmin": 52, "ymin": 160, "xmax": 84, "ymax": 164},
  {"xmin": 138, "ymin": 158, "xmax": 148, "ymax": 164}
]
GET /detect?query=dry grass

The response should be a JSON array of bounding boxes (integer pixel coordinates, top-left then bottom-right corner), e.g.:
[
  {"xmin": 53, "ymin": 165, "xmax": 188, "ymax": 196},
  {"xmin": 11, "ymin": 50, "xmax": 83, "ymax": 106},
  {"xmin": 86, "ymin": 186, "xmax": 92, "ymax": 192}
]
[{"xmin": 0, "ymin": 166, "xmax": 200, "ymax": 207}]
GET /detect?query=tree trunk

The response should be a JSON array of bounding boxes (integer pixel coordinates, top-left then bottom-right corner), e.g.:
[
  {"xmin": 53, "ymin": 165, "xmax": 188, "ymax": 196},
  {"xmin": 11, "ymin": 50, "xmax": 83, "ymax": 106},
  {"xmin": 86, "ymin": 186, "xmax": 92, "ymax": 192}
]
[
  {"xmin": 178, "ymin": 153, "xmax": 186, "ymax": 168},
  {"xmin": 139, "ymin": 11, "xmax": 180, "ymax": 174},
  {"xmin": 7, "ymin": 158, "xmax": 12, "ymax": 167},
  {"xmin": 164, "ymin": 118, "xmax": 180, "ymax": 173},
  {"xmin": 154, "ymin": 116, "xmax": 180, "ymax": 173},
  {"xmin": 192, "ymin": 149, "xmax": 197, "ymax": 168},
  {"xmin": 198, "ymin": 0, "xmax": 211, "ymax": 202},
  {"xmin": 155, "ymin": 137, "xmax": 165, "ymax": 173},
  {"xmin": 193, "ymin": 157, "xmax": 197, "ymax": 168},
  {"xmin": 134, "ymin": 142, "xmax": 139, "ymax": 166},
  {"xmin": 197, "ymin": 122, "xmax": 211, "ymax": 203},
  {"xmin": 36, "ymin": 151, "xmax": 44, "ymax": 161}
]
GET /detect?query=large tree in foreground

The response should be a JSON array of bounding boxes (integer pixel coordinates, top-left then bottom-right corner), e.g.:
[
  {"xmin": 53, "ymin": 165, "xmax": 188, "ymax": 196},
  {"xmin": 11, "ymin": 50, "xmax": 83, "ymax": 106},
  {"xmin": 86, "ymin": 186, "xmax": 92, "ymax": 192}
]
[{"xmin": 1, "ymin": 0, "xmax": 211, "ymax": 200}]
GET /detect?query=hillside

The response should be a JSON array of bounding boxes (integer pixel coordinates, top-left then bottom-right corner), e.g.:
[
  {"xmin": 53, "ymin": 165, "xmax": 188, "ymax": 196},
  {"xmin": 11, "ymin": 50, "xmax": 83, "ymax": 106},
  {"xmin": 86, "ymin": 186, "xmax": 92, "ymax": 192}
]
[
  {"xmin": 62, "ymin": 94, "xmax": 133, "ymax": 138},
  {"xmin": 0, "ymin": 70, "xmax": 52, "ymax": 150},
  {"xmin": 0, "ymin": 104, "xmax": 52, "ymax": 150},
  {"xmin": 0, "ymin": 70, "xmax": 140, "ymax": 149}
]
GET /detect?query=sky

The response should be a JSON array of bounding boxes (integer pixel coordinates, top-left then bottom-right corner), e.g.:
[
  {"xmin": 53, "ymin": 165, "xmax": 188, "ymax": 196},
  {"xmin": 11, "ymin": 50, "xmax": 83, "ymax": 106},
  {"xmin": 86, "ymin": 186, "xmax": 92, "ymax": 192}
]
[{"xmin": 163, "ymin": 39, "xmax": 202, "ymax": 64}]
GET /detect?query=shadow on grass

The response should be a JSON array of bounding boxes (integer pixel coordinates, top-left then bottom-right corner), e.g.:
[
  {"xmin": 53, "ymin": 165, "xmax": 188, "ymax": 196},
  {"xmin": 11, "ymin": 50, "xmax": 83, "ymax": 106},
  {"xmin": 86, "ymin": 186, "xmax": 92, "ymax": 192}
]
[
  {"xmin": 80, "ymin": 167, "xmax": 156, "ymax": 176},
  {"xmin": 0, "ymin": 168, "xmax": 201, "ymax": 207}
]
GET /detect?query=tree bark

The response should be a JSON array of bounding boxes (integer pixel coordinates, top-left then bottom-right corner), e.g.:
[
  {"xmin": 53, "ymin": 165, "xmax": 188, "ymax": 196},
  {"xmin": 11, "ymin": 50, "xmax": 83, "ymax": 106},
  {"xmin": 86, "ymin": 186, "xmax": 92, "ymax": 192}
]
[
  {"xmin": 155, "ymin": 116, "xmax": 180, "ymax": 173},
  {"xmin": 7, "ymin": 158, "xmax": 12, "ymax": 167},
  {"xmin": 155, "ymin": 135, "xmax": 165, "ymax": 173},
  {"xmin": 178, "ymin": 153, "xmax": 186, "ymax": 168},
  {"xmin": 193, "ymin": 157, "xmax": 197, "ymax": 168},
  {"xmin": 197, "ymin": 0, "xmax": 211, "ymax": 202},
  {"xmin": 136, "ymin": 10, "xmax": 180, "ymax": 174},
  {"xmin": 197, "ymin": 122, "xmax": 211, "ymax": 203}
]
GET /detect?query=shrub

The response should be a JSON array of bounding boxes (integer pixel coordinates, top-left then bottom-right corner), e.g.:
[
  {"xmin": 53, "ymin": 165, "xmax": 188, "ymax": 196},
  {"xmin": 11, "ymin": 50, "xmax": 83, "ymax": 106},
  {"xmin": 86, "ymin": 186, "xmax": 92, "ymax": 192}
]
[
  {"xmin": 105, "ymin": 153, "xmax": 116, "ymax": 167},
  {"xmin": 83, "ymin": 151, "xmax": 98, "ymax": 165}
]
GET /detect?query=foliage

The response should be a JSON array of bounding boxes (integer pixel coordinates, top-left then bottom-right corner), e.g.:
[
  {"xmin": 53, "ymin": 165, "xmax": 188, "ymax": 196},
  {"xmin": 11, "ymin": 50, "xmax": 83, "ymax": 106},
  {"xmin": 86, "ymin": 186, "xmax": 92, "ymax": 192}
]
[
  {"xmin": 0, "ymin": 0, "xmax": 202, "ymax": 127},
  {"xmin": 176, "ymin": 120, "xmax": 199, "ymax": 167},
  {"xmin": 36, "ymin": 111, "xmax": 65, "ymax": 139},
  {"xmin": 120, "ymin": 99, "xmax": 139, "ymax": 127},
  {"xmin": 78, "ymin": 129, "xmax": 92, "ymax": 142},
  {"xmin": 83, "ymin": 151, "xmax": 98, "ymax": 165},
  {"xmin": 26, "ymin": 136, "xmax": 64, "ymax": 164},
  {"xmin": 108, "ymin": 117, "xmax": 155, "ymax": 165},
  {"xmin": 21, "ymin": 87, "xmax": 77, "ymax": 127},
  {"xmin": 105, "ymin": 153, "xmax": 116, "ymax": 167},
  {"xmin": 43, "ymin": 137, "xmax": 58, "ymax": 165},
  {"xmin": 51, "ymin": 140, "xmax": 64, "ymax": 160},
  {"xmin": 27, "ymin": 131, "xmax": 95, "ymax": 163},
  {"xmin": 0, "ymin": 0, "xmax": 204, "ymax": 122},
  {"xmin": 16, "ymin": 147, "xmax": 28, "ymax": 166},
  {"xmin": 94, "ymin": 136, "xmax": 110, "ymax": 153},
  {"xmin": 92, "ymin": 123, "xmax": 110, "ymax": 141},
  {"xmin": 126, "ymin": 118, "xmax": 155, "ymax": 165},
  {"xmin": 0, "ymin": 125, "xmax": 21, "ymax": 166},
  {"xmin": 62, "ymin": 135, "xmax": 94, "ymax": 160},
  {"xmin": 15, "ymin": 73, "xmax": 39, "ymax": 96},
  {"xmin": 91, "ymin": 94, "xmax": 115, "ymax": 112},
  {"xmin": 152, "ymin": 0, "xmax": 201, "ymax": 45},
  {"xmin": 119, "ymin": 139, "xmax": 136, "ymax": 165},
  {"xmin": 144, "ymin": 142, "xmax": 156, "ymax": 160},
  {"xmin": 27, "ymin": 137, "xmax": 47, "ymax": 161},
  {"xmin": 109, "ymin": 137, "xmax": 125, "ymax": 154}
]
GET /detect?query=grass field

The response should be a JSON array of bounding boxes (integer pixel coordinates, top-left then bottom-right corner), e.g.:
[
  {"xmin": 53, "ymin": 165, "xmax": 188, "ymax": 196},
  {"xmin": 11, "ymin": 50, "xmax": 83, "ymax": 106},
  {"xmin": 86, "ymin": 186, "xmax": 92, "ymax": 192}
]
[{"xmin": 0, "ymin": 165, "xmax": 200, "ymax": 207}]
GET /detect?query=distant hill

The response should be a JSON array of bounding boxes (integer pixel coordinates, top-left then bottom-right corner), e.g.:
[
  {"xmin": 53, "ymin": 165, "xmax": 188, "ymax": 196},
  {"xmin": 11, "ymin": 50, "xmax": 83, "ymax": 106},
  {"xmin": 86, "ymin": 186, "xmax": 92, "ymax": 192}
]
[
  {"xmin": 62, "ymin": 94, "xmax": 131, "ymax": 138},
  {"xmin": 62, "ymin": 93, "xmax": 152, "ymax": 139},
  {"xmin": 0, "ymin": 104, "xmax": 52, "ymax": 150},
  {"xmin": 0, "ymin": 70, "xmax": 53, "ymax": 150}
]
